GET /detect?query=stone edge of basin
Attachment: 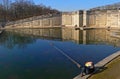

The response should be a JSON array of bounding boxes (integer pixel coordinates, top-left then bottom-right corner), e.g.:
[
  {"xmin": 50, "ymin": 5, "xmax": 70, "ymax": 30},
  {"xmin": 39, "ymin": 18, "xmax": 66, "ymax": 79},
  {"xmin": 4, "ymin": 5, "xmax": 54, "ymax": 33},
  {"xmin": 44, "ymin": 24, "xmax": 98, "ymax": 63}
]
[{"xmin": 73, "ymin": 51, "xmax": 120, "ymax": 79}]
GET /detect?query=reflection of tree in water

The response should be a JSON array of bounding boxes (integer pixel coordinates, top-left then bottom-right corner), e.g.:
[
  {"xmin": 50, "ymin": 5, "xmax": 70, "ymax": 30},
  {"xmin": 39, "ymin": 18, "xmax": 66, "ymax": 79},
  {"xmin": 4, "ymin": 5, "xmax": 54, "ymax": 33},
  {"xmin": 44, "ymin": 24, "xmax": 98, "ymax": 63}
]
[{"xmin": 0, "ymin": 31, "xmax": 36, "ymax": 49}]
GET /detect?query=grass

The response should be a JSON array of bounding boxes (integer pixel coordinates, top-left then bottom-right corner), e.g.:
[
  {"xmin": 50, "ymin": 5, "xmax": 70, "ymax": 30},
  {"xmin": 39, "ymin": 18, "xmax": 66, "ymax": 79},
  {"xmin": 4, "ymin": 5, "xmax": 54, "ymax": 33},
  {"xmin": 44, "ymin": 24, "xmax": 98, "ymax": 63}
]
[{"xmin": 89, "ymin": 56, "xmax": 120, "ymax": 79}]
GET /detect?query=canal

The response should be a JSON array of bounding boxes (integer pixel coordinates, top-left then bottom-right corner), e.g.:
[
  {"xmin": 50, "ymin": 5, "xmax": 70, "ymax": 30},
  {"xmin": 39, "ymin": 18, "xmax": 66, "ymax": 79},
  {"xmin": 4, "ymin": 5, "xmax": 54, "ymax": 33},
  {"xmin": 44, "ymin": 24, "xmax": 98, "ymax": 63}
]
[{"xmin": 0, "ymin": 28, "xmax": 120, "ymax": 79}]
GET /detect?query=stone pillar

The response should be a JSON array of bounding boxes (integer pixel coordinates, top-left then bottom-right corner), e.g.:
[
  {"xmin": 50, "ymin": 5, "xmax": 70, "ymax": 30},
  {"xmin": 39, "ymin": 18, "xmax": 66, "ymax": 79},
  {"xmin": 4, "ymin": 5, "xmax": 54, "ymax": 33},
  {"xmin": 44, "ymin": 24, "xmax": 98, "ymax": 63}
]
[
  {"xmin": 50, "ymin": 18, "xmax": 53, "ymax": 27},
  {"xmin": 83, "ymin": 10, "xmax": 87, "ymax": 26},
  {"xmin": 118, "ymin": 10, "xmax": 120, "ymax": 28}
]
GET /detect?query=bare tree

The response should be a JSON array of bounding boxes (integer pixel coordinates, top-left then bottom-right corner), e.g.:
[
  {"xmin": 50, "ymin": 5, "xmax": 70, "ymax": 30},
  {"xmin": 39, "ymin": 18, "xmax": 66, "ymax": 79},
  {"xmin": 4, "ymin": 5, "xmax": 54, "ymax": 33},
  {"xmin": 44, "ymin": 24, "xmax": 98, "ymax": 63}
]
[
  {"xmin": 1, "ymin": 0, "xmax": 11, "ymax": 23},
  {"xmin": 0, "ymin": 0, "xmax": 60, "ymax": 22}
]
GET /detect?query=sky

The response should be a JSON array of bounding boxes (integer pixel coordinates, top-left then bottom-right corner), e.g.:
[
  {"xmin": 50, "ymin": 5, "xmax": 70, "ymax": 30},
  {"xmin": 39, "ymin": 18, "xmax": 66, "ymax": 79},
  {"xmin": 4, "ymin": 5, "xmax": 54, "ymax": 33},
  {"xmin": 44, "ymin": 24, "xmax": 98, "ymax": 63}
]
[
  {"xmin": 33, "ymin": 0, "xmax": 120, "ymax": 11},
  {"xmin": 1, "ymin": 0, "xmax": 120, "ymax": 11}
]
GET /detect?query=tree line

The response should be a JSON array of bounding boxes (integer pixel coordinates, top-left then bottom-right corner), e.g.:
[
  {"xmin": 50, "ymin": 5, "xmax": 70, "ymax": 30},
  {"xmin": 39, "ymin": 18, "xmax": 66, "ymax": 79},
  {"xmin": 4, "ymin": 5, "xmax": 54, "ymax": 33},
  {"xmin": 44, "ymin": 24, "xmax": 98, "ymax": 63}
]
[{"xmin": 0, "ymin": 0, "xmax": 60, "ymax": 22}]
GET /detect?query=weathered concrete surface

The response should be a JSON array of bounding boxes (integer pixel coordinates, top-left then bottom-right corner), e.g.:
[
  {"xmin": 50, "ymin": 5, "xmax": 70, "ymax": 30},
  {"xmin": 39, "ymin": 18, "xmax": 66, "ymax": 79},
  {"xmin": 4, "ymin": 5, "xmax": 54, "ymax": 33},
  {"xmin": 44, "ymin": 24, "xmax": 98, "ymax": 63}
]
[
  {"xmin": 87, "ymin": 10, "xmax": 120, "ymax": 28},
  {"xmin": 5, "ymin": 10, "xmax": 85, "ymax": 29},
  {"xmin": 5, "ymin": 7, "xmax": 120, "ymax": 29},
  {"xmin": 6, "ymin": 14, "xmax": 62, "ymax": 28},
  {"xmin": 5, "ymin": 26, "xmax": 61, "ymax": 29},
  {"xmin": 62, "ymin": 10, "xmax": 84, "ymax": 27},
  {"xmin": 73, "ymin": 51, "xmax": 120, "ymax": 79}
]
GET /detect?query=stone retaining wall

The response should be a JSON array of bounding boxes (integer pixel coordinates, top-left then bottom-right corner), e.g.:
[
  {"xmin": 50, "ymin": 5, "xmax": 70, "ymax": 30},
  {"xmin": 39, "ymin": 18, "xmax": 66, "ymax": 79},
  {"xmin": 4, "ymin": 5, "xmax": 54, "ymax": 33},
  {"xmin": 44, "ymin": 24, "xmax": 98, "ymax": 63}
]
[{"xmin": 6, "ymin": 14, "xmax": 62, "ymax": 28}]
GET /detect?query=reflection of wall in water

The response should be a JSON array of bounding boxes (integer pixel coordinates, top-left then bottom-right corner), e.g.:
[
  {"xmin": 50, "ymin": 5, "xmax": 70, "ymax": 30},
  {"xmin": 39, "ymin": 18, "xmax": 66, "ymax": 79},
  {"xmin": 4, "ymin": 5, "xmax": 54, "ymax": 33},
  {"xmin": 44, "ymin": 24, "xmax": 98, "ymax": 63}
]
[
  {"xmin": 7, "ymin": 28, "xmax": 120, "ymax": 46},
  {"xmin": 8, "ymin": 28, "xmax": 85, "ymax": 43},
  {"xmin": 86, "ymin": 29, "xmax": 120, "ymax": 46},
  {"xmin": 61, "ymin": 27, "xmax": 83, "ymax": 44},
  {"xmin": 8, "ymin": 28, "xmax": 62, "ymax": 40},
  {"xmin": 62, "ymin": 29, "xmax": 120, "ymax": 46}
]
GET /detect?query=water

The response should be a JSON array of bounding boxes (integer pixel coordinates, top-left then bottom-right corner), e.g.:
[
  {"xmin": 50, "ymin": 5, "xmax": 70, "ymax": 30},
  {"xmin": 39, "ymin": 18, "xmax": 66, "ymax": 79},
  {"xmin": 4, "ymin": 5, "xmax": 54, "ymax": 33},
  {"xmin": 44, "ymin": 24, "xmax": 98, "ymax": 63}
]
[{"xmin": 0, "ymin": 28, "xmax": 120, "ymax": 79}]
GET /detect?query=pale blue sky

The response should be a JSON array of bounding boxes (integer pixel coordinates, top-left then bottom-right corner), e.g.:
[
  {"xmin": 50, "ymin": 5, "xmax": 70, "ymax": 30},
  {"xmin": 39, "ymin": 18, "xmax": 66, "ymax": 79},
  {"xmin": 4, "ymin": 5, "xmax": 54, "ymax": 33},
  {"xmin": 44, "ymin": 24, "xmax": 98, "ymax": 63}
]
[
  {"xmin": 33, "ymin": 0, "xmax": 120, "ymax": 11},
  {"xmin": 1, "ymin": 0, "xmax": 120, "ymax": 11}
]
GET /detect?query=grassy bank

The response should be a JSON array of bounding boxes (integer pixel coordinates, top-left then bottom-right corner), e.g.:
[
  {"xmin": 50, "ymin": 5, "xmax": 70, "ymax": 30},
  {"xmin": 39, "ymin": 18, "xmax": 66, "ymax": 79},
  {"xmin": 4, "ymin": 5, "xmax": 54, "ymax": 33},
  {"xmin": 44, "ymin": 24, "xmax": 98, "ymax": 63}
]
[{"xmin": 89, "ymin": 56, "xmax": 120, "ymax": 79}]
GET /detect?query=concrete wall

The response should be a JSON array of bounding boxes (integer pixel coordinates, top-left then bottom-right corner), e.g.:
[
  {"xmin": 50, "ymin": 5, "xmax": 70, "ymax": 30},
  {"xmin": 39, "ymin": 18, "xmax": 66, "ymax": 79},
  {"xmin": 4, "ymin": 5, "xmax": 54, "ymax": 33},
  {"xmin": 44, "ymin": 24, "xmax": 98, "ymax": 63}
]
[
  {"xmin": 61, "ymin": 9, "xmax": 120, "ymax": 28},
  {"xmin": 6, "ymin": 14, "xmax": 62, "ymax": 28},
  {"xmin": 6, "ymin": 11, "xmax": 84, "ymax": 28},
  {"xmin": 87, "ymin": 10, "xmax": 120, "ymax": 28},
  {"xmin": 62, "ymin": 10, "xmax": 84, "ymax": 27},
  {"xmin": 5, "ymin": 9, "xmax": 120, "ymax": 28}
]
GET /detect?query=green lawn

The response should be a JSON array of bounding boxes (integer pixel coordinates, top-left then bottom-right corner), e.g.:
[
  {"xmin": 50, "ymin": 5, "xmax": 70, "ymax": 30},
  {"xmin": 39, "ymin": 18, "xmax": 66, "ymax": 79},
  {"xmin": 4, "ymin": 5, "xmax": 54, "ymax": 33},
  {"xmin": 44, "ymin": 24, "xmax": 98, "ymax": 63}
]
[{"xmin": 89, "ymin": 56, "xmax": 120, "ymax": 79}]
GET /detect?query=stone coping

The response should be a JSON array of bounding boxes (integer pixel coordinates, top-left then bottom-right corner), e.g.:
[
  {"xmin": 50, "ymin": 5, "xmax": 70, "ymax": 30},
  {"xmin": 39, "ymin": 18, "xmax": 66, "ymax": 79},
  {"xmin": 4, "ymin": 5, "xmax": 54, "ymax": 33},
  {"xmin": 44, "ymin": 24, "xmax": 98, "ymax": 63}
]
[{"xmin": 73, "ymin": 51, "xmax": 120, "ymax": 79}]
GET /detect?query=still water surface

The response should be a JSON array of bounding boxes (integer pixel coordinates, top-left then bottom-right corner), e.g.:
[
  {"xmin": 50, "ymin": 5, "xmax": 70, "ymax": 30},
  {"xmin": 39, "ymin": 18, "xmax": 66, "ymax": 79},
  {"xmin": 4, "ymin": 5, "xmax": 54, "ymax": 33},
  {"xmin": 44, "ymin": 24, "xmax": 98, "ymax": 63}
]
[{"xmin": 0, "ymin": 28, "xmax": 120, "ymax": 79}]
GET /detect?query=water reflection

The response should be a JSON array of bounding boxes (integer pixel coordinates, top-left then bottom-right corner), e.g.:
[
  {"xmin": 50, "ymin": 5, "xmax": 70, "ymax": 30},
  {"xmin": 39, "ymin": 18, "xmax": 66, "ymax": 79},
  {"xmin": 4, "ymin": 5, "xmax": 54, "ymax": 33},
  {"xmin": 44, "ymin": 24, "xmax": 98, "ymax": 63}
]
[
  {"xmin": 0, "ymin": 31, "xmax": 36, "ymax": 49},
  {"xmin": 62, "ymin": 28, "xmax": 120, "ymax": 47},
  {"xmin": 0, "ymin": 28, "xmax": 120, "ymax": 79},
  {"xmin": 85, "ymin": 29, "xmax": 119, "ymax": 45},
  {"xmin": 2, "ymin": 28, "xmax": 120, "ymax": 48}
]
